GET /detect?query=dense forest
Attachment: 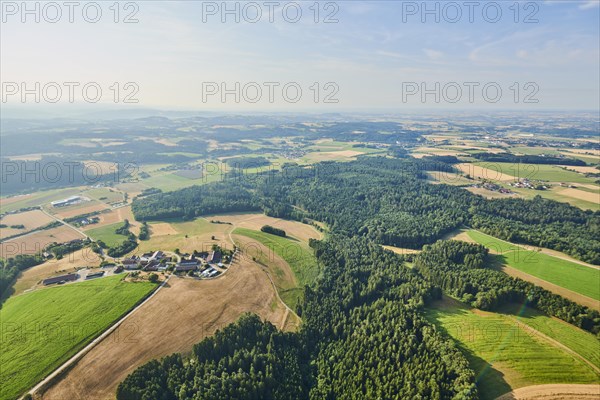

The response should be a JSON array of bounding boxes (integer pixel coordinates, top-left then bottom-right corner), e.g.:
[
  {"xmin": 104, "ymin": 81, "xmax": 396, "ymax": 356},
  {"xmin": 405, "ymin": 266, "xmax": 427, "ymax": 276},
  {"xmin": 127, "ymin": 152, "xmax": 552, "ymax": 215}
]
[
  {"xmin": 121, "ymin": 156, "xmax": 600, "ymax": 399},
  {"xmin": 118, "ymin": 236, "xmax": 477, "ymax": 400},
  {"xmin": 415, "ymin": 240, "xmax": 600, "ymax": 334},
  {"xmin": 132, "ymin": 157, "xmax": 599, "ymax": 264},
  {"xmin": 0, "ymin": 254, "xmax": 44, "ymax": 302},
  {"xmin": 132, "ymin": 181, "xmax": 260, "ymax": 221}
]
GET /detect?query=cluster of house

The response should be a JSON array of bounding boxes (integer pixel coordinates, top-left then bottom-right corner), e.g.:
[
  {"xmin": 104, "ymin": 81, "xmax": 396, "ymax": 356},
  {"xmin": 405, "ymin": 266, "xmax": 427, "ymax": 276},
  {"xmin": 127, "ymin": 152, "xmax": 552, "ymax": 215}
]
[
  {"xmin": 509, "ymin": 178, "xmax": 547, "ymax": 190},
  {"xmin": 73, "ymin": 216, "xmax": 100, "ymax": 227},
  {"xmin": 122, "ymin": 250, "xmax": 167, "ymax": 271},
  {"xmin": 119, "ymin": 249, "xmax": 227, "ymax": 278},
  {"xmin": 472, "ymin": 182, "xmax": 513, "ymax": 194},
  {"xmin": 174, "ymin": 250, "xmax": 224, "ymax": 278}
]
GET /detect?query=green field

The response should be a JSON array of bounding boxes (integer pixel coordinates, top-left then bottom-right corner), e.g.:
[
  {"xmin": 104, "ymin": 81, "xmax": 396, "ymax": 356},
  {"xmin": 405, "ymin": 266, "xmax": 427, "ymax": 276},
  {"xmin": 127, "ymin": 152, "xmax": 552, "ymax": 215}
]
[
  {"xmin": 500, "ymin": 304, "xmax": 600, "ymax": 369},
  {"xmin": 467, "ymin": 230, "xmax": 600, "ymax": 300},
  {"xmin": 233, "ymin": 228, "xmax": 319, "ymax": 308},
  {"xmin": 86, "ymin": 222, "xmax": 130, "ymax": 247},
  {"xmin": 473, "ymin": 162, "xmax": 596, "ymax": 184},
  {"xmin": 426, "ymin": 298, "xmax": 599, "ymax": 400},
  {"xmin": 84, "ymin": 188, "xmax": 124, "ymax": 204},
  {"xmin": 0, "ymin": 275, "xmax": 156, "ymax": 400}
]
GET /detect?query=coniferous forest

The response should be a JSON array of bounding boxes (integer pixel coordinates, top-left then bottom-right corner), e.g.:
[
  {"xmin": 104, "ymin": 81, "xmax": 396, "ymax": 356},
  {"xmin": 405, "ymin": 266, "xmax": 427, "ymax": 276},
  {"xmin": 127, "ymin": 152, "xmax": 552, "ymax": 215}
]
[{"xmin": 121, "ymin": 157, "xmax": 600, "ymax": 399}]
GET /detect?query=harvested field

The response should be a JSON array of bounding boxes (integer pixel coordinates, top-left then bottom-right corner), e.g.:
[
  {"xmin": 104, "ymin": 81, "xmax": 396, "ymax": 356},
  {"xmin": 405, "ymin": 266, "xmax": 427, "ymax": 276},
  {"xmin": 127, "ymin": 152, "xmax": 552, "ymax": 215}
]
[
  {"xmin": 558, "ymin": 188, "xmax": 599, "ymax": 204},
  {"xmin": 562, "ymin": 166, "xmax": 600, "ymax": 174},
  {"xmin": 82, "ymin": 160, "xmax": 120, "ymax": 176},
  {"xmin": 149, "ymin": 222, "xmax": 178, "ymax": 236},
  {"xmin": 51, "ymin": 202, "xmax": 109, "ymax": 220},
  {"xmin": 0, "ymin": 210, "xmax": 55, "ymax": 239},
  {"xmin": 135, "ymin": 218, "xmax": 232, "ymax": 255},
  {"xmin": 207, "ymin": 213, "xmax": 323, "ymax": 243},
  {"xmin": 80, "ymin": 210, "xmax": 121, "ymax": 231},
  {"xmin": 0, "ymin": 226, "xmax": 84, "ymax": 259},
  {"xmin": 495, "ymin": 384, "xmax": 600, "ymax": 400},
  {"xmin": 442, "ymin": 228, "xmax": 476, "ymax": 244},
  {"xmin": 0, "ymin": 194, "xmax": 34, "ymax": 206},
  {"xmin": 12, "ymin": 248, "xmax": 102, "ymax": 296},
  {"xmin": 561, "ymin": 148, "xmax": 600, "ymax": 156},
  {"xmin": 232, "ymin": 232, "xmax": 300, "ymax": 308},
  {"xmin": 456, "ymin": 163, "xmax": 516, "ymax": 182},
  {"xmin": 40, "ymin": 257, "xmax": 287, "ymax": 400}
]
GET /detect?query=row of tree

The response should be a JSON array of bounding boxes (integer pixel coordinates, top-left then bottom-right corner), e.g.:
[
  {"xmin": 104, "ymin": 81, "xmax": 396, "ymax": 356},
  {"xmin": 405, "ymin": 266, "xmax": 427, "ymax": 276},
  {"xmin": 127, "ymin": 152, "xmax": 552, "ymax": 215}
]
[{"xmin": 415, "ymin": 240, "xmax": 600, "ymax": 334}]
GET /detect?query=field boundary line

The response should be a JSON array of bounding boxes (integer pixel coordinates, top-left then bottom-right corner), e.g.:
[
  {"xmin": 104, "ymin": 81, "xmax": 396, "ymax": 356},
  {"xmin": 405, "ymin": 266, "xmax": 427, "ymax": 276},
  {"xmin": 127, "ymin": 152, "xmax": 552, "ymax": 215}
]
[
  {"xmin": 26, "ymin": 275, "xmax": 171, "ymax": 399},
  {"xmin": 469, "ymin": 228, "xmax": 600, "ymax": 271},
  {"xmin": 507, "ymin": 315, "xmax": 600, "ymax": 376}
]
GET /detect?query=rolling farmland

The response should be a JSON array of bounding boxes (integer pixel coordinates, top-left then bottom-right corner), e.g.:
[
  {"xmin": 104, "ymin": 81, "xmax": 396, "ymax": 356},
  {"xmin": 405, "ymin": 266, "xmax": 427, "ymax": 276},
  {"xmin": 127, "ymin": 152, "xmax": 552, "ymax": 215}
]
[
  {"xmin": 0, "ymin": 275, "xmax": 156, "ymax": 400},
  {"xmin": 427, "ymin": 297, "xmax": 599, "ymax": 400}
]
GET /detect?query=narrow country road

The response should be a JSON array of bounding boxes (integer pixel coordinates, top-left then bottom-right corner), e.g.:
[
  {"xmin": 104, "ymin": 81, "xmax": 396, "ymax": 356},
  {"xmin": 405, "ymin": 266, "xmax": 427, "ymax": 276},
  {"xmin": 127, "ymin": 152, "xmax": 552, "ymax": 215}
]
[{"xmin": 25, "ymin": 275, "xmax": 172, "ymax": 399}]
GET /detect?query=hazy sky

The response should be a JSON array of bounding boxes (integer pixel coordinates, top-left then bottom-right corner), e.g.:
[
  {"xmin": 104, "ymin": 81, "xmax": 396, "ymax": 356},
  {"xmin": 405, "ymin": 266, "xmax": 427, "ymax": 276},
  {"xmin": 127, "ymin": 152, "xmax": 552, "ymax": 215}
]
[{"xmin": 1, "ymin": 0, "xmax": 599, "ymax": 112}]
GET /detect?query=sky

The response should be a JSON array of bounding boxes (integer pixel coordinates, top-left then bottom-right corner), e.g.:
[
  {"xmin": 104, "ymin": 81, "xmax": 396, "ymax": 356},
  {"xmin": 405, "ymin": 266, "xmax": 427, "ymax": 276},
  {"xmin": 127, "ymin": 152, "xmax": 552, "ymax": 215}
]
[{"xmin": 1, "ymin": 0, "xmax": 599, "ymax": 113}]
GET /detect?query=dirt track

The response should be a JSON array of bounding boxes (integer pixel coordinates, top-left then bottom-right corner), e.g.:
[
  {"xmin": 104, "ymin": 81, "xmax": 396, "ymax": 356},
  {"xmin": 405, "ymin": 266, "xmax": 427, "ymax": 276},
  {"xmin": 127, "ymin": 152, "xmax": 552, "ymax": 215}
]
[
  {"xmin": 207, "ymin": 213, "xmax": 323, "ymax": 242},
  {"xmin": 39, "ymin": 257, "xmax": 286, "ymax": 400},
  {"xmin": 495, "ymin": 384, "xmax": 600, "ymax": 400}
]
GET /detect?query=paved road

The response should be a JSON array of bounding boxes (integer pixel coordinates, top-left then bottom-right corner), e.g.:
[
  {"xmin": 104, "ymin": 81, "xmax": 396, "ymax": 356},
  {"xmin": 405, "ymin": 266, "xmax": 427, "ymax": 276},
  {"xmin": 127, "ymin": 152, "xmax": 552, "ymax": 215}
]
[{"xmin": 39, "ymin": 207, "xmax": 89, "ymax": 239}]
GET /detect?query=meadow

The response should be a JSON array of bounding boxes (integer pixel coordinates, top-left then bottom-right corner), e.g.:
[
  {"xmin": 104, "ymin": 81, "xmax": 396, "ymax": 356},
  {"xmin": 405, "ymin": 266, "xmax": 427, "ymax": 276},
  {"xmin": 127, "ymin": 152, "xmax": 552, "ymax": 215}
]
[
  {"xmin": 466, "ymin": 230, "xmax": 600, "ymax": 301},
  {"xmin": 86, "ymin": 222, "xmax": 130, "ymax": 247},
  {"xmin": 500, "ymin": 304, "xmax": 600, "ymax": 369},
  {"xmin": 84, "ymin": 187, "xmax": 124, "ymax": 204},
  {"xmin": 0, "ymin": 275, "xmax": 156, "ymax": 400},
  {"xmin": 233, "ymin": 227, "xmax": 320, "ymax": 308},
  {"xmin": 426, "ymin": 297, "xmax": 599, "ymax": 400}
]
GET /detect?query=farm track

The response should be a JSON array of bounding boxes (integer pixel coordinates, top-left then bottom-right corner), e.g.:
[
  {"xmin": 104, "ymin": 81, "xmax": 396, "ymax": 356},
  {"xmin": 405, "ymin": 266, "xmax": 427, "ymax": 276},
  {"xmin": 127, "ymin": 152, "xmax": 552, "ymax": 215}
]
[
  {"xmin": 40, "ymin": 257, "xmax": 285, "ymax": 400},
  {"xmin": 495, "ymin": 384, "xmax": 600, "ymax": 400},
  {"xmin": 507, "ymin": 316, "xmax": 600, "ymax": 376},
  {"xmin": 221, "ymin": 215, "xmax": 299, "ymax": 329},
  {"xmin": 26, "ymin": 275, "xmax": 170, "ymax": 399}
]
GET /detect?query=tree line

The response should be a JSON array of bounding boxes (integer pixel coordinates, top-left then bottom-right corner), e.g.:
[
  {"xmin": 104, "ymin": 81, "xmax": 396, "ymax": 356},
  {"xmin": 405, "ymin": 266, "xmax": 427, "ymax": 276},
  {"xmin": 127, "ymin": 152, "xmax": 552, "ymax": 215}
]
[{"xmin": 131, "ymin": 157, "xmax": 599, "ymax": 264}]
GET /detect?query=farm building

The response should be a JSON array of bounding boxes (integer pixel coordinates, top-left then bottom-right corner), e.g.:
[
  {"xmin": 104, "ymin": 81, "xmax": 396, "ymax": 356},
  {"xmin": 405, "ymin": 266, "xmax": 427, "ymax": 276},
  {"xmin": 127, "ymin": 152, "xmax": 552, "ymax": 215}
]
[
  {"xmin": 175, "ymin": 260, "xmax": 199, "ymax": 272},
  {"xmin": 144, "ymin": 260, "xmax": 160, "ymax": 271},
  {"xmin": 140, "ymin": 250, "xmax": 165, "ymax": 264},
  {"xmin": 207, "ymin": 251, "xmax": 221, "ymax": 264},
  {"xmin": 175, "ymin": 265, "xmax": 198, "ymax": 272},
  {"xmin": 42, "ymin": 273, "xmax": 79, "ymax": 285},
  {"xmin": 122, "ymin": 257, "xmax": 140, "ymax": 270},
  {"xmin": 50, "ymin": 196, "xmax": 82, "ymax": 207},
  {"xmin": 85, "ymin": 271, "xmax": 105, "ymax": 280}
]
